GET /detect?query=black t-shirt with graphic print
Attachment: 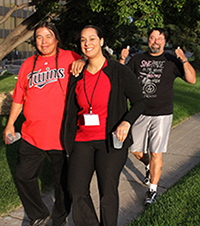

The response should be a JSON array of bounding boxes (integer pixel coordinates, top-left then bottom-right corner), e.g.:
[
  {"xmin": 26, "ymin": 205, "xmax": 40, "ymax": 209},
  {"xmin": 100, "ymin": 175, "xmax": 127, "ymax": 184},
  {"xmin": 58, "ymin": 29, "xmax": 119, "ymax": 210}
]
[{"xmin": 127, "ymin": 51, "xmax": 185, "ymax": 116}]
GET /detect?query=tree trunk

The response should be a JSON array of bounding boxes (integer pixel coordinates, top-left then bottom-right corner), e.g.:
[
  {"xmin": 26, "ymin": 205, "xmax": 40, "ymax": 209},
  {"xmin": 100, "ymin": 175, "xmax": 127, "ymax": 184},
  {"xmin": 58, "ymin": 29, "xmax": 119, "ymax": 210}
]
[
  {"xmin": 0, "ymin": 0, "xmax": 88, "ymax": 62},
  {"xmin": 0, "ymin": 12, "xmax": 40, "ymax": 61}
]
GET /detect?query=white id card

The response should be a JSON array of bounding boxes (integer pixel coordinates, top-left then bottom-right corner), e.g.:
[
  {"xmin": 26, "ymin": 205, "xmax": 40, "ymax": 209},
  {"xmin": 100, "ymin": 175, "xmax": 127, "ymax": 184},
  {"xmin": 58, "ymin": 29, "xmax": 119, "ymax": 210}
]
[{"xmin": 83, "ymin": 114, "xmax": 100, "ymax": 126}]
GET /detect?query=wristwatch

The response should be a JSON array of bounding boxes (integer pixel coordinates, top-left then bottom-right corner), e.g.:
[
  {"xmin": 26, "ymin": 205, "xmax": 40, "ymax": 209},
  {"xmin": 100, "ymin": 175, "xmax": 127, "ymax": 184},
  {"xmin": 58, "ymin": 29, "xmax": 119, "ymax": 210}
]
[{"xmin": 182, "ymin": 58, "xmax": 188, "ymax": 63}]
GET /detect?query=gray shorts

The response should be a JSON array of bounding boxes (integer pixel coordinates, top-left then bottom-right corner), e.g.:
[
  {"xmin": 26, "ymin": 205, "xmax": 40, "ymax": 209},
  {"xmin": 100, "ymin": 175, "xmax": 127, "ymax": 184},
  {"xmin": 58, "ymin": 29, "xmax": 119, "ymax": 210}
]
[{"xmin": 130, "ymin": 114, "xmax": 173, "ymax": 154}]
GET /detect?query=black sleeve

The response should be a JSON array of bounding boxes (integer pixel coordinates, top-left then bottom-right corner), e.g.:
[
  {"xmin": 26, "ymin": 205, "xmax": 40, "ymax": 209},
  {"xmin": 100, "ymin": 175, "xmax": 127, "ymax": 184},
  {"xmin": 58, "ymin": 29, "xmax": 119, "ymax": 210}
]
[
  {"xmin": 126, "ymin": 56, "xmax": 136, "ymax": 72},
  {"xmin": 165, "ymin": 53, "xmax": 185, "ymax": 80},
  {"xmin": 122, "ymin": 65, "xmax": 145, "ymax": 124}
]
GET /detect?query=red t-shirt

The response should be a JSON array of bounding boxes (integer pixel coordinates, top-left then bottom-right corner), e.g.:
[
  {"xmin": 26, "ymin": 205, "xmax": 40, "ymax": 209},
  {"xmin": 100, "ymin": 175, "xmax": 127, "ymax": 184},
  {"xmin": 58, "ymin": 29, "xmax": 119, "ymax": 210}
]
[
  {"xmin": 13, "ymin": 49, "xmax": 81, "ymax": 150},
  {"xmin": 75, "ymin": 60, "xmax": 111, "ymax": 141}
]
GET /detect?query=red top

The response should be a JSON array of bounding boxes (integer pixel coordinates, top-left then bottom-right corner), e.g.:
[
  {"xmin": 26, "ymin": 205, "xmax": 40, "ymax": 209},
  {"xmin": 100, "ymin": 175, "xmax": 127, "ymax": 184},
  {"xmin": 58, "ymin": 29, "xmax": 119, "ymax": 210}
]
[
  {"xmin": 13, "ymin": 49, "xmax": 81, "ymax": 150},
  {"xmin": 75, "ymin": 60, "xmax": 111, "ymax": 141}
]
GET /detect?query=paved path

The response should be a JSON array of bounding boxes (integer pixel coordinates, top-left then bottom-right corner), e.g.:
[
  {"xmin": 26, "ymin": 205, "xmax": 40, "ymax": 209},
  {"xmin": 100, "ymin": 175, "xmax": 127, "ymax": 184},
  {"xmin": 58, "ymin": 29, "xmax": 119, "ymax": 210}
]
[{"xmin": 1, "ymin": 113, "xmax": 200, "ymax": 226}]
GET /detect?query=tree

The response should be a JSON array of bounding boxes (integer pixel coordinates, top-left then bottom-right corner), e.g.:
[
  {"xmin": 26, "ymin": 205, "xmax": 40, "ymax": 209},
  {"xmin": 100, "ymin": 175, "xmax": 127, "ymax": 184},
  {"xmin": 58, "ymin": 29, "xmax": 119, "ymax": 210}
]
[
  {"xmin": 162, "ymin": 0, "xmax": 200, "ymax": 64},
  {"xmin": 0, "ymin": 0, "xmax": 87, "ymax": 61},
  {"xmin": 55, "ymin": 0, "xmax": 200, "ymax": 58},
  {"xmin": 55, "ymin": 3, "xmax": 142, "ymax": 57},
  {"xmin": 1, "ymin": 0, "xmax": 200, "ymax": 62}
]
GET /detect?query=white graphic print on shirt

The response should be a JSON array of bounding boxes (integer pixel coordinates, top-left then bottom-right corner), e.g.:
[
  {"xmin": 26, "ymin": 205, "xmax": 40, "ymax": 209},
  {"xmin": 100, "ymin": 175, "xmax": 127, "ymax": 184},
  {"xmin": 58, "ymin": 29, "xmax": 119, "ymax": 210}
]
[
  {"xmin": 139, "ymin": 59, "xmax": 165, "ymax": 99},
  {"xmin": 27, "ymin": 67, "xmax": 65, "ymax": 89}
]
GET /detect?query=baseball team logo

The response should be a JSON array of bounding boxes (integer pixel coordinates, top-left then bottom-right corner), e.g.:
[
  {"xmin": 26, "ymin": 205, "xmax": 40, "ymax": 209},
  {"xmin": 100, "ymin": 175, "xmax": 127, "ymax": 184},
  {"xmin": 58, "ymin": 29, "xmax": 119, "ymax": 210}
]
[{"xmin": 27, "ymin": 67, "xmax": 65, "ymax": 89}]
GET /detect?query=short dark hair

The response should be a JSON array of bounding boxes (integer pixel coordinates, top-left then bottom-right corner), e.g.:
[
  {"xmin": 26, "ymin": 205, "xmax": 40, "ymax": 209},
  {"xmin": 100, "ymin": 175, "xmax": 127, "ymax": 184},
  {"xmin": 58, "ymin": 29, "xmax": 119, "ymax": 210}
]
[
  {"xmin": 147, "ymin": 27, "xmax": 168, "ymax": 41},
  {"xmin": 33, "ymin": 21, "xmax": 61, "ymax": 54}
]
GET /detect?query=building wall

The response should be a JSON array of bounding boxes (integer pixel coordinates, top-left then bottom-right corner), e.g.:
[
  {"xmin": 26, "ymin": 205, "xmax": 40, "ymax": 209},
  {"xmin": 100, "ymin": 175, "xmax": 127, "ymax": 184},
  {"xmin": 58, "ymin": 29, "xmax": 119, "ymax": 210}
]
[{"xmin": 0, "ymin": 0, "xmax": 35, "ymax": 63}]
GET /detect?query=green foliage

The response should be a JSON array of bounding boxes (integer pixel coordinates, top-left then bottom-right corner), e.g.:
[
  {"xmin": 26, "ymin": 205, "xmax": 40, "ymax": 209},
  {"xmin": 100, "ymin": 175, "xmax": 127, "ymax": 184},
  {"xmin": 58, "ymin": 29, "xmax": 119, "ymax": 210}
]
[
  {"xmin": 118, "ymin": 0, "xmax": 164, "ymax": 27},
  {"xmin": 162, "ymin": 0, "xmax": 200, "ymax": 28},
  {"xmin": 163, "ymin": 0, "xmax": 200, "ymax": 61},
  {"xmin": 21, "ymin": 0, "xmax": 199, "ymax": 60},
  {"xmin": 35, "ymin": 0, "xmax": 65, "ymax": 19},
  {"xmin": 88, "ymin": 0, "xmax": 189, "ymax": 29},
  {"xmin": 55, "ymin": 2, "xmax": 142, "ymax": 56},
  {"xmin": 50, "ymin": 0, "xmax": 200, "ymax": 59}
]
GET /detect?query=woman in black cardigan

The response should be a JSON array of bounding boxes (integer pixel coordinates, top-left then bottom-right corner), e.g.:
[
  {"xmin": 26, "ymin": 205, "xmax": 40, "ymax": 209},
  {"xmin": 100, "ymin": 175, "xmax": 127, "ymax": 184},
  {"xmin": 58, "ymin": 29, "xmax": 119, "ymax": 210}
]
[{"xmin": 62, "ymin": 25, "xmax": 145, "ymax": 226}]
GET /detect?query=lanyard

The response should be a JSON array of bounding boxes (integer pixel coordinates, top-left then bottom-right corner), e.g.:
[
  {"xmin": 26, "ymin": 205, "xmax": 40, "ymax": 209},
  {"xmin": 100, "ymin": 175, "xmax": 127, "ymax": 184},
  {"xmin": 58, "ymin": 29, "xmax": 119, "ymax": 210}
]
[{"xmin": 83, "ymin": 67, "xmax": 102, "ymax": 114}]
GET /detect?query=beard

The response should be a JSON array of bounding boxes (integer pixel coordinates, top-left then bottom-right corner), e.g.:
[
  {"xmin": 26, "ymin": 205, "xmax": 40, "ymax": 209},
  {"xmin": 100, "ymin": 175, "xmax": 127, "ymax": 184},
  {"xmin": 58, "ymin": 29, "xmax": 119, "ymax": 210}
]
[{"xmin": 149, "ymin": 44, "xmax": 161, "ymax": 53}]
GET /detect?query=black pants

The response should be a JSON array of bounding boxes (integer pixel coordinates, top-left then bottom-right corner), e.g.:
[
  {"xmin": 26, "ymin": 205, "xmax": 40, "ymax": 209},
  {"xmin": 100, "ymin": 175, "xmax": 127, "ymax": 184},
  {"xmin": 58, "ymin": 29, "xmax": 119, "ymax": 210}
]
[
  {"xmin": 15, "ymin": 139, "xmax": 71, "ymax": 225},
  {"xmin": 67, "ymin": 141, "xmax": 128, "ymax": 226}
]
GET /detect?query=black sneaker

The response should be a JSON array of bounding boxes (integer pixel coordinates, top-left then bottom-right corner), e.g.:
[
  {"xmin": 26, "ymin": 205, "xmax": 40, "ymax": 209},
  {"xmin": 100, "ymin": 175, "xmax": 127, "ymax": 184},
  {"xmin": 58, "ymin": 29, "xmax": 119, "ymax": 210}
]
[
  {"xmin": 143, "ymin": 166, "xmax": 150, "ymax": 185},
  {"xmin": 27, "ymin": 215, "xmax": 51, "ymax": 226},
  {"xmin": 144, "ymin": 189, "xmax": 157, "ymax": 206}
]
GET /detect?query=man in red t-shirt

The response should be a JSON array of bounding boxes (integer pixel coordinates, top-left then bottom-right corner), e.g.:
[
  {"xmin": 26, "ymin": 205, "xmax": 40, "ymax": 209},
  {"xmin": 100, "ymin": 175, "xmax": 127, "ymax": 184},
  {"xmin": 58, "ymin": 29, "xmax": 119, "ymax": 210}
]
[{"xmin": 3, "ymin": 21, "xmax": 84, "ymax": 226}]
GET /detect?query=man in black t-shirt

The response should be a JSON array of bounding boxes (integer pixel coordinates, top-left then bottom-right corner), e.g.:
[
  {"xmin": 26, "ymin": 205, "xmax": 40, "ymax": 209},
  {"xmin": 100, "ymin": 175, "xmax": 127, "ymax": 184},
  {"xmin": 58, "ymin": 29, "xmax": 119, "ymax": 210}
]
[{"xmin": 120, "ymin": 27, "xmax": 196, "ymax": 205}]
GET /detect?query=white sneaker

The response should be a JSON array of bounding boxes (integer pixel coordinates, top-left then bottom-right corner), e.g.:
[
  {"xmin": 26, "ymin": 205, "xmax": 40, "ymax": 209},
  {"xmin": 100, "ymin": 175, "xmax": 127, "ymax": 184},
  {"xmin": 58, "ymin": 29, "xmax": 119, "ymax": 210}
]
[{"xmin": 144, "ymin": 189, "xmax": 157, "ymax": 206}]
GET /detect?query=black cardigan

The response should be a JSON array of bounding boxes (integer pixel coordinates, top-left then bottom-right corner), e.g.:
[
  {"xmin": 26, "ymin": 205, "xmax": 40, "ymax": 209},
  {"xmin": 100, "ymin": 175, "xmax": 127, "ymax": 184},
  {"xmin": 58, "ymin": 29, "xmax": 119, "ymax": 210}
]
[{"xmin": 61, "ymin": 59, "xmax": 145, "ymax": 157}]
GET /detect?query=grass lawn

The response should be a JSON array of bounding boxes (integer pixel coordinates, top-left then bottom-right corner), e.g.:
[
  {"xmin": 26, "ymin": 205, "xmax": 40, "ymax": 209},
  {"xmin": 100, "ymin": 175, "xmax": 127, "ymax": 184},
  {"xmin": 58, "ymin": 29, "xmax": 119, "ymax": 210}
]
[
  {"xmin": 0, "ymin": 72, "xmax": 199, "ymax": 219},
  {"xmin": 0, "ymin": 74, "xmax": 17, "ymax": 93},
  {"xmin": 173, "ymin": 75, "xmax": 200, "ymax": 126},
  {"xmin": 0, "ymin": 114, "xmax": 53, "ymax": 215},
  {"xmin": 0, "ymin": 116, "xmax": 22, "ymax": 215},
  {"xmin": 127, "ymin": 162, "xmax": 200, "ymax": 226}
]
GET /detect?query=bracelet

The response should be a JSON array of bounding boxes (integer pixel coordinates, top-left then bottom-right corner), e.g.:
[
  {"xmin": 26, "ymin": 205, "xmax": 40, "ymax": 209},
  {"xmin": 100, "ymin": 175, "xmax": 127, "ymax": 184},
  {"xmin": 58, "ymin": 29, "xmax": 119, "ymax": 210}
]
[
  {"xmin": 182, "ymin": 58, "xmax": 188, "ymax": 63},
  {"xmin": 120, "ymin": 56, "xmax": 126, "ymax": 60}
]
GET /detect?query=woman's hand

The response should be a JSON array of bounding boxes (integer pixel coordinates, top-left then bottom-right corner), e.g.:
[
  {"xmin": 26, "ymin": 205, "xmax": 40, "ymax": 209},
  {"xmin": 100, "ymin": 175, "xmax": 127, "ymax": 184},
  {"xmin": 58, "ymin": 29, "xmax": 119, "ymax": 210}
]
[
  {"xmin": 115, "ymin": 121, "xmax": 131, "ymax": 142},
  {"xmin": 175, "ymin": 46, "xmax": 187, "ymax": 63}
]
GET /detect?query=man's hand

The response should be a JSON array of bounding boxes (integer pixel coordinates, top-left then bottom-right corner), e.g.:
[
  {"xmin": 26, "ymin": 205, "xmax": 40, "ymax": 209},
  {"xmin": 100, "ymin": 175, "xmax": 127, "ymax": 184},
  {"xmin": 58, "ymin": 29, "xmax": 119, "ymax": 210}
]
[
  {"xmin": 70, "ymin": 59, "xmax": 86, "ymax": 77},
  {"xmin": 175, "ymin": 46, "xmax": 196, "ymax": 84},
  {"xmin": 3, "ymin": 102, "xmax": 23, "ymax": 144},
  {"xmin": 3, "ymin": 124, "xmax": 15, "ymax": 145},
  {"xmin": 175, "ymin": 46, "xmax": 187, "ymax": 63},
  {"xmin": 119, "ymin": 46, "xmax": 130, "ymax": 64}
]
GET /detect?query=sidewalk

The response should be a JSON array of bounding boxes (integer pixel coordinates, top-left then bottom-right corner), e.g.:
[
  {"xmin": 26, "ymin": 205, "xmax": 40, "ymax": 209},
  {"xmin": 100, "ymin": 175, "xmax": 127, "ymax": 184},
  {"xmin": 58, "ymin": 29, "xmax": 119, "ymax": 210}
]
[{"xmin": 1, "ymin": 113, "xmax": 200, "ymax": 226}]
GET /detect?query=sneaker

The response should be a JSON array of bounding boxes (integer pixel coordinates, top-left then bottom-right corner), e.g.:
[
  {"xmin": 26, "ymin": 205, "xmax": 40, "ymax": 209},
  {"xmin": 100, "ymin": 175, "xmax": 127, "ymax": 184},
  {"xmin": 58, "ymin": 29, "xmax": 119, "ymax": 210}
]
[
  {"xmin": 143, "ymin": 166, "xmax": 150, "ymax": 185},
  {"xmin": 27, "ymin": 215, "xmax": 51, "ymax": 226},
  {"xmin": 144, "ymin": 189, "xmax": 157, "ymax": 206}
]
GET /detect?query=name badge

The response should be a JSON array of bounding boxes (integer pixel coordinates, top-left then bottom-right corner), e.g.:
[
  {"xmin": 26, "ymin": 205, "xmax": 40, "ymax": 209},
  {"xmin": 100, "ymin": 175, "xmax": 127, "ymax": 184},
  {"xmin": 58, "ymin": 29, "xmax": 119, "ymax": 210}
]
[{"xmin": 83, "ymin": 114, "xmax": 100, "ymax": 126}]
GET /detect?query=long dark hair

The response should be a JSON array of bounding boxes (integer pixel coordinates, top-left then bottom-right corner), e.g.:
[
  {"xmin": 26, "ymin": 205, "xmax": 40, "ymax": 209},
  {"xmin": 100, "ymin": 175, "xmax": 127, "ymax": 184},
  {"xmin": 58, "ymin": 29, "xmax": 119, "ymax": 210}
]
[
  {"xmin": 33, "ymin": 21, "xmax": 62, "ymax": 55},
  {"xmin": 80, "ymin": 25, "xmax": 104, "ymax": 40},
  {"xmin": 80, "ymin": 25, "xmax": 111, "ymax": 58},
  {"xmin": 24, "ymin": 21, "xmax": 63, "ymax": 101}
]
